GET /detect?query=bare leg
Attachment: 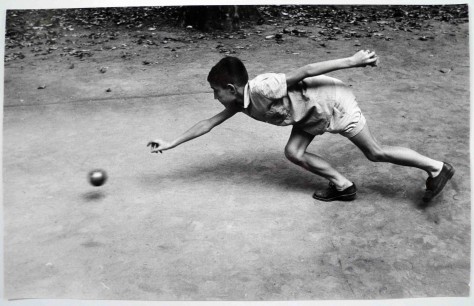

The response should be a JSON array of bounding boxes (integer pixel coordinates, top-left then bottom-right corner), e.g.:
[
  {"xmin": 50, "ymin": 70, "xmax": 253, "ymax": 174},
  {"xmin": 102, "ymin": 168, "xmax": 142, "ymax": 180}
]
[
  {"xmin": 285, "ymin": 127, "xmax": 352, "ymax": 190},
  {"xmin": 349, "ymin": 124, "xmax": 443, "ymax": 177}
]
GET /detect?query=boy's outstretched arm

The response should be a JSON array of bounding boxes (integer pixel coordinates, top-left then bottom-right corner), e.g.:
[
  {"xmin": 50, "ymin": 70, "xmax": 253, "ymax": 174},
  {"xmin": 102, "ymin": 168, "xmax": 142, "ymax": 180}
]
[
  {"xmin": 286, "ymin": 49, "xmax": 378, "ymax": 87},
  {"xmin": 147, "ymin": 107, "xmax": 239, "ymax": 153}
]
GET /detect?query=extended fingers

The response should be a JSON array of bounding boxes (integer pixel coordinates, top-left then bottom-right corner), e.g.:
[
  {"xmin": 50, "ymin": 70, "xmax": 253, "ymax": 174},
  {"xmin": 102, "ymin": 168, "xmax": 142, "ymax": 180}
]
[
  {"xmin": 356, "ymin": 50, "xmax": 379, "ymax": 67},
  {"xmin": 147, "ymin": 140, "xmax": 164, "ymax": 154},
  {"xmin": 367, "ymin": 55, "xmax": 378, "ymax": 62},
  {"xmin": 368, "ymin": 56, "xmax": 379, "ymax": 66}
]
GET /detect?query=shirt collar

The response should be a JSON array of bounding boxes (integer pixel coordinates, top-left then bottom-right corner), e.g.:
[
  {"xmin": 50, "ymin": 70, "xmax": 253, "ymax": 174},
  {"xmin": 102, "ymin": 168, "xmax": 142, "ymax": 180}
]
[{"xmin": 243, "ymin": 83, "xmax": 250, "ymax": 109}]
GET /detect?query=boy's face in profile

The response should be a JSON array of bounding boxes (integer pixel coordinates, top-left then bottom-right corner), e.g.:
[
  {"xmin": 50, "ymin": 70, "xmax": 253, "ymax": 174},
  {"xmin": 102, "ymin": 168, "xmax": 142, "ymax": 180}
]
[{"xmin": 210, "ymin": 83, "xmax": 237, "ymax": 108}]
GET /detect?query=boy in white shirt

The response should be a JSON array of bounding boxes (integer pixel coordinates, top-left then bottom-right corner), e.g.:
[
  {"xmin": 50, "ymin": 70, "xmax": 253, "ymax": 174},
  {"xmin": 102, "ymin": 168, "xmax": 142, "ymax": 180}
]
[{"xmin": 148, "ymin": 50, "xmax": 454, "ymax": 202}]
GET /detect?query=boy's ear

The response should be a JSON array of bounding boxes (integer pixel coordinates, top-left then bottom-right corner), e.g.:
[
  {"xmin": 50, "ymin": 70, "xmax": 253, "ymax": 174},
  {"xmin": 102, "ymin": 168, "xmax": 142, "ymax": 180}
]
[{"xmin": 226, "ymin": 84, "xmax": 236, "ymax": 94}]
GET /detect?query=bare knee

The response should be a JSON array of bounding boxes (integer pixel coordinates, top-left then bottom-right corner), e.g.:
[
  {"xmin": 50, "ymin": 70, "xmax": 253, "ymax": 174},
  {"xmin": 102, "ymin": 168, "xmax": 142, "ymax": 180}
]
[
  {"xmin": 285, "ymin": 144, "xmax": 305, "ymax": 165},
  {"xmin": 365, "ymin": 146, "xmax": 387, "ymax": 162}
]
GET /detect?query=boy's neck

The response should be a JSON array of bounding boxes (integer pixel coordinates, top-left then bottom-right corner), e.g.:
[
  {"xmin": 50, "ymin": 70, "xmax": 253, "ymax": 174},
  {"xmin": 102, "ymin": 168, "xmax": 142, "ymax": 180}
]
[{"xmin": 234, "ymin": 85, "xmax": 246, "ymax": 107}]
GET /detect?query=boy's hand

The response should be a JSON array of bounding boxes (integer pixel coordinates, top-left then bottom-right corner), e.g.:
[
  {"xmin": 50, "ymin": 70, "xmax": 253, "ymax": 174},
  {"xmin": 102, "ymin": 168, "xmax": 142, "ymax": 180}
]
[
  {"xmin": 147, "ymin": 139, "xmax": 172, "ymax": 154},
  {"xmin": 351, "ymin": 49, "xmax": 379, "ymax": 67}
]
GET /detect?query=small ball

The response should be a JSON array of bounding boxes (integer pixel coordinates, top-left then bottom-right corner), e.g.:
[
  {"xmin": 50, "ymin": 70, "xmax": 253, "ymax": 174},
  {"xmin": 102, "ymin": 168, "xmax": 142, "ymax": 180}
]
[{"xmin": 89, "ymin": 169, "xmax": 107, "ymax": 187}]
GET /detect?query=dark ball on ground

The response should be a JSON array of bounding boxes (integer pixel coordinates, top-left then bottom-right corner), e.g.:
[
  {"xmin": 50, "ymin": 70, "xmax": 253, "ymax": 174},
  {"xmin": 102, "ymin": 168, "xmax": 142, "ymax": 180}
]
[{"xmin": 89, "ymin": 169, "xmax": 107, "ymax": 187}]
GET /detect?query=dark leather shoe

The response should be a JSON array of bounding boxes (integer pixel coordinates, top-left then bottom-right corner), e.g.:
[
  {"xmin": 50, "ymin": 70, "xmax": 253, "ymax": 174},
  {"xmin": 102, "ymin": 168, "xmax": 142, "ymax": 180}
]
[
  {"xmin": 313, "ymin": 182, "xmax": 357, "ymax": 202},
  {"xmin": 423, "ymin": 162, "xmax": 455, "ymax": 202}
]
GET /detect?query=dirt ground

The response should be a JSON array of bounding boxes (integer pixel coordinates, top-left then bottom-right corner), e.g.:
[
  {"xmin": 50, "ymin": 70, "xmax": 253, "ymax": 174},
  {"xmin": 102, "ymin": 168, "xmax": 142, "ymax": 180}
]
[{"xmin": 3, "ymin": 5, "xmax": 471, "ymax": 302}]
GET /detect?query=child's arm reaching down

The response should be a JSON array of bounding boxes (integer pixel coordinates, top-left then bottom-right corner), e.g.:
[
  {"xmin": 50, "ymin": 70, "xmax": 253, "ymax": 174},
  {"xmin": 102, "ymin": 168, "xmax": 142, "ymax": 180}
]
[
  {"xmin": 147, "ymin": 106, "xmax": 239, "ymax": 153},
  {"xmin": 285, "ymin": 49, "xmax": 379, "ymax": 88}
]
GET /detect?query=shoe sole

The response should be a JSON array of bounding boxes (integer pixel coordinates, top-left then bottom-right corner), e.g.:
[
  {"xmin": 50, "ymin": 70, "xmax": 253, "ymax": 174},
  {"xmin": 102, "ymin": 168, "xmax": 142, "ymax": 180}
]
[
  {"xmin": 313, "ymin": 192, "xmax": 357, "ymax": 202},
  {"xmin": 422, "ymin": 165, "xmax": 455, "ymax": 202}
]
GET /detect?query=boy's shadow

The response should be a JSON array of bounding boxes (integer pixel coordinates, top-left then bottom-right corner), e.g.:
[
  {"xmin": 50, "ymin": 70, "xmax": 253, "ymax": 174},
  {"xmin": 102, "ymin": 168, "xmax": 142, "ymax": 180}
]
[
  {"xmin": 142, "ymin": 152, "xmax": 421, "ymax": 201},
  {"xmin": 416, "ymin": 198, "xmax": 442, "ymax": 210},
  {"xmin": 145, "ymin": 152, "xmax": 320, "ymax": 193}
]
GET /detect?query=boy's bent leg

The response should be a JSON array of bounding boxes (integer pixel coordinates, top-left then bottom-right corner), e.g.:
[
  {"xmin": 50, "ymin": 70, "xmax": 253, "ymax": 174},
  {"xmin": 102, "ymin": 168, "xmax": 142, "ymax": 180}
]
[
  {"xmin": 349, "ymin": 124, "xmax": 444, "ymax": 176},
  {"xmin": 349, "ymin": 124, "xmax": 454, "ymax": 201},
  {"xmin": 285, "ymin": 127, "xmax": 356, "ymax": 200}
]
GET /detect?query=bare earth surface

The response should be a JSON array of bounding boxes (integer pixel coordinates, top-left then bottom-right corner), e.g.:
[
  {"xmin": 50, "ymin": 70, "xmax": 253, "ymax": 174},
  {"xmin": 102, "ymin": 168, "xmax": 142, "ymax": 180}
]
[{"xmin": 3, "ymin": 7, "xmax": 470, "ymax": 300}]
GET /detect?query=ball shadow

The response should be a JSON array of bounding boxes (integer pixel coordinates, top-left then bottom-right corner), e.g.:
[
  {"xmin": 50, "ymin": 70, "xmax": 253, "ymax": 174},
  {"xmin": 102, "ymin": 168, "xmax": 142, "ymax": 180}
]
[{"xmin": 82, "ymin": 190, "xmax": 106, "ymax": 202}]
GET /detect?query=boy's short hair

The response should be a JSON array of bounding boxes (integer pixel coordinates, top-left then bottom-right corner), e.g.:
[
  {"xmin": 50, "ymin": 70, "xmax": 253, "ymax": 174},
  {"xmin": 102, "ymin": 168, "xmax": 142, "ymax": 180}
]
[{"xmin": 207, "ymin": 56, "xmax": 248, "ymax": 87}]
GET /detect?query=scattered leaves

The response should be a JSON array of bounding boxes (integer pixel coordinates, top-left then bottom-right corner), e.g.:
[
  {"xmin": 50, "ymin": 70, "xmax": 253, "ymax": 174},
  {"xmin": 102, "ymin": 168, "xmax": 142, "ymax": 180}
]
[{"xmin": 3, "ymin": 5, "xmax": 468, "ymax": 62}]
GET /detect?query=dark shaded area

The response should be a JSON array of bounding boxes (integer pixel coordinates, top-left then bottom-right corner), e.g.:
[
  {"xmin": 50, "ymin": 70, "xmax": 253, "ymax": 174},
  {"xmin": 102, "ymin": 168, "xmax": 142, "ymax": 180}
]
[
  {"xmin": 181, "ymin": 6, "xmax": 264, "ymax": 31},
  {"xmin": 5, "ymin": 5, "xmax": 469, "ymax": 46},
  {"xmin": 4, "ymin": 5, "xmax": 468, "ymax": 62}
]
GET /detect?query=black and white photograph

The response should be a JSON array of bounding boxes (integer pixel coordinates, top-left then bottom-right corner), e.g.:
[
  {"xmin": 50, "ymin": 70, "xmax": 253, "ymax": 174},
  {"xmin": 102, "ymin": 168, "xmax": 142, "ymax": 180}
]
[{"xmin": 2, "ymin": 0, "xmax": 471, "ymax": 304}]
